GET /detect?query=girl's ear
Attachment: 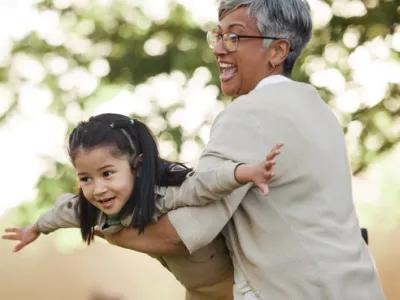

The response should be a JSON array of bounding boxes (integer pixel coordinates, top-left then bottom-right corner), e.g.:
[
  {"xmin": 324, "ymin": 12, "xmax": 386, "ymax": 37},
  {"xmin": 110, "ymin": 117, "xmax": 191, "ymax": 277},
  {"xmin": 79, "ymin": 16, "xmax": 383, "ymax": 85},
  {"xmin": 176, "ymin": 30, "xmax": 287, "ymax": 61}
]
[{"xmin": 132, "ymin": 153, "xmax": 143, "ymax": 170}]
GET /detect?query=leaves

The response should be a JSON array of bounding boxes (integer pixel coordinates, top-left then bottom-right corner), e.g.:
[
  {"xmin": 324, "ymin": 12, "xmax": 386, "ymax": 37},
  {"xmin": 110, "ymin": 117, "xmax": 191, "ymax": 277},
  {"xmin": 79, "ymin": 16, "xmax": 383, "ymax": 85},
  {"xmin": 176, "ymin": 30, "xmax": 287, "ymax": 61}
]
[{"xmin": 1, "ymin": 0, "xmax": 397, "ymax": 221}]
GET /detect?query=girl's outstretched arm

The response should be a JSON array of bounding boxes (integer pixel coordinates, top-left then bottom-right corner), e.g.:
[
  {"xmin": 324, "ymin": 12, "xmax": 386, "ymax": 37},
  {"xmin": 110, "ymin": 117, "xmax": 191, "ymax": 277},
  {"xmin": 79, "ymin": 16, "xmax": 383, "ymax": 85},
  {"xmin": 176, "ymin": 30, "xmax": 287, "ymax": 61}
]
[
  {"xmin": 157, "ymin": 143, "xmax": 283, "ymax": 212},
  {"xmin": 2, "ymin": 193, "xmax": 80, "ymax": 252}
]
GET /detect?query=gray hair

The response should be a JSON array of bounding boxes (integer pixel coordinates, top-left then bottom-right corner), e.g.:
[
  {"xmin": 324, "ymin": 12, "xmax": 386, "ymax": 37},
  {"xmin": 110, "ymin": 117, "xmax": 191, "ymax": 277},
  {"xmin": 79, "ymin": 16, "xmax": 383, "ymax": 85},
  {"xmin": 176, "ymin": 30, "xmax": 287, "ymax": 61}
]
[{"xmin": 218, "ymin": 0, "xmax": 313, "ymax": 76}]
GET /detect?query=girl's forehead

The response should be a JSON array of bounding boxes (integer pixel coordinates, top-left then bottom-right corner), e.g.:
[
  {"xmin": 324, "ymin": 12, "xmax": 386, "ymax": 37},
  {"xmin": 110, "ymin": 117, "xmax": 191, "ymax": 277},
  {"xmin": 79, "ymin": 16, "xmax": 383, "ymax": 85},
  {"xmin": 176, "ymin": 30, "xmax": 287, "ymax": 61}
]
[
  {"xmin": 73, "ymin": 146, "xmax": 128, "ymax": 170},
  {"xmin": 75, "ymin": 145, "xmax": 115, "ymax": 158}
]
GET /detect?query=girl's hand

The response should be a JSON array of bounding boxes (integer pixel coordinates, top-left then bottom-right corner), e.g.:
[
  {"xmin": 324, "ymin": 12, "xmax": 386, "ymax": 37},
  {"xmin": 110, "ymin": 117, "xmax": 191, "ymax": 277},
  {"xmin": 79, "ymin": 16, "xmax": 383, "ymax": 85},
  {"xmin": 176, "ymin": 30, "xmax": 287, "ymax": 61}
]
[
  {"xmin": 253, "ymin": 143, "xmax": 283, "ymax": 195},
  {"xmin": 235, "ymin": 143, "xmax": 284, "ymax": 196},
  {"xmin": 2, "ymin": 224, "xmax": 41, "ymax": 252}
]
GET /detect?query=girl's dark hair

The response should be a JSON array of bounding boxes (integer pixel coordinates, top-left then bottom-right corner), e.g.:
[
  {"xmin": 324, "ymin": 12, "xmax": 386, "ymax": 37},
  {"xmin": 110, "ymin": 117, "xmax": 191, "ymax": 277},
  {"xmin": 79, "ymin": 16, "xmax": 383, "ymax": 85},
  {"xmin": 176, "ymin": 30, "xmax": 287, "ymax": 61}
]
[{"xmin": 68, "ymin": 113, "xmax": 192, "ymax": 244}]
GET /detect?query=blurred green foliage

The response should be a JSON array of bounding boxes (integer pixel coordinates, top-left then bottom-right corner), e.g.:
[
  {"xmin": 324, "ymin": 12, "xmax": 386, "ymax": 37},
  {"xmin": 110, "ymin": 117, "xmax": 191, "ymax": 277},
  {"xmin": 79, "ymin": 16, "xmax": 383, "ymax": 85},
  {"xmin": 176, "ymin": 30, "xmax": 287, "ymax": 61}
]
[{"xmin": 0, "ymin": 0, "xmax": 398, "ymax": 224}]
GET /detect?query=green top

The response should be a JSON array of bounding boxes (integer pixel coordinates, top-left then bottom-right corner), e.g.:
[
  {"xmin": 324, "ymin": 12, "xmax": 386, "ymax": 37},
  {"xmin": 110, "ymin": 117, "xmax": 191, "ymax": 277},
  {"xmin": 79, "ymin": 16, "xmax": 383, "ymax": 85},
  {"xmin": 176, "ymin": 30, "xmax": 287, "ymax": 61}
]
[{"xmin": 105, "ymin": 203, "xmax": 129, "ymax": 226}]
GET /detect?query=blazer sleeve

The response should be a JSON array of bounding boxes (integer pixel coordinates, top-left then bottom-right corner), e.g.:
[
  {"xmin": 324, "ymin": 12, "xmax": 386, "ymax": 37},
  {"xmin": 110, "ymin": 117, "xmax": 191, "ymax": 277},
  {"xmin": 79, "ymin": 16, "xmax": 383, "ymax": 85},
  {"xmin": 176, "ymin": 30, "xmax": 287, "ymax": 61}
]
[
  {"xmin": 36, "ymin": 193, "xmax": 81, "ymax": 234},
  {"xmin": 167, "ymin": 100, "xmax": 271, "ymax": 253}
]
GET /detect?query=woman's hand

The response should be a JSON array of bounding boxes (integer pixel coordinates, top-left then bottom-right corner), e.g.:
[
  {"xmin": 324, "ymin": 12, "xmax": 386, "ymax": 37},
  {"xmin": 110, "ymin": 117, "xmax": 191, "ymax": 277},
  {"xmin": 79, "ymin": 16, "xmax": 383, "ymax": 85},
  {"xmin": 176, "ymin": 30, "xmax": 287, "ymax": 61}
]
[{"xmin": 2, "ymin": 224, "xmax": 41, "ymax": 252}]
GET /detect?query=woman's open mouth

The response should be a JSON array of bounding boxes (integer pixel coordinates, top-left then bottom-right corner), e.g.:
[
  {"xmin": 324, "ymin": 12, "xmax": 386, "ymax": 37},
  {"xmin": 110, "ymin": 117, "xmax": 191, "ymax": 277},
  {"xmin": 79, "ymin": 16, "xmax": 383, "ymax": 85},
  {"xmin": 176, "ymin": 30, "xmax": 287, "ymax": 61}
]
[{"xmin": 219, "ymin": 62, "xmax": 237, "ymax": 81}]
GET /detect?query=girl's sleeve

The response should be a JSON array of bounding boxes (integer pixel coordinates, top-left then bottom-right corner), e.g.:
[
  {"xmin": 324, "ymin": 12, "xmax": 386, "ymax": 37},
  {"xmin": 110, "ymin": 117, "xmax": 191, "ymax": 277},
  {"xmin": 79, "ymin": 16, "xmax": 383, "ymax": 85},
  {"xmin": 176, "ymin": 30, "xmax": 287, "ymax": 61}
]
[
  {"xmin": 36, "ymin": 193, "xmax": 81, "ymax": 234},
  {"xmin": 154, "ymin": 160, "xmax": 245, "ymax": 214}
]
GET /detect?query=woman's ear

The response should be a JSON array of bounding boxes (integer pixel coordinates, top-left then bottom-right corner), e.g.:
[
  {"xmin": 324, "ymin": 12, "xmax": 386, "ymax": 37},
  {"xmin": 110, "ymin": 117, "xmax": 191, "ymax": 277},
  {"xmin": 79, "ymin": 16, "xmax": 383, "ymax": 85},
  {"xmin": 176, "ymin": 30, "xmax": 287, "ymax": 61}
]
[{"xmin": 269, "ymin": 39, "xmax": 291, "ymax": 67}]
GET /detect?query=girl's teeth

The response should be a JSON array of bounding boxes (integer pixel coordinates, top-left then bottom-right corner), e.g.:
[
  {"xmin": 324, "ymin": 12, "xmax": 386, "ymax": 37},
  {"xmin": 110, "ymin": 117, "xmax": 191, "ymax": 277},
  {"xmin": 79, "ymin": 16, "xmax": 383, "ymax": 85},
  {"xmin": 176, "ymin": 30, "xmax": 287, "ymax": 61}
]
[{"xmin": 100, "ymin": 198, "xmax": 112, "ymax": 203}]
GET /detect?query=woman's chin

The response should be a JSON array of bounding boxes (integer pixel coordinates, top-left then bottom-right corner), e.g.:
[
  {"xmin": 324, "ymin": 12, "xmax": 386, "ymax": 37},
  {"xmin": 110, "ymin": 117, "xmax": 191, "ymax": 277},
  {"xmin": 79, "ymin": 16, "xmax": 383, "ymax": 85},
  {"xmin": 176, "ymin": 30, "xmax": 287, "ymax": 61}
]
[{"xmin": 220, "ymin": 81, "xmax": 240, "ymax": 97}]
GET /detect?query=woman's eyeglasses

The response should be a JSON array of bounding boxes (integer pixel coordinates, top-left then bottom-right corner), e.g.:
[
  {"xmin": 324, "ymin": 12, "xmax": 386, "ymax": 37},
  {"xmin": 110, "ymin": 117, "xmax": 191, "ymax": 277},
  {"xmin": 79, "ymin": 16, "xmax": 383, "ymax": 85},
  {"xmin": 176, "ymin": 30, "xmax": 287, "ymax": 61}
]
[{"xmin": 206, "ymin": 31, "xmax": 291, "ymax": 52}]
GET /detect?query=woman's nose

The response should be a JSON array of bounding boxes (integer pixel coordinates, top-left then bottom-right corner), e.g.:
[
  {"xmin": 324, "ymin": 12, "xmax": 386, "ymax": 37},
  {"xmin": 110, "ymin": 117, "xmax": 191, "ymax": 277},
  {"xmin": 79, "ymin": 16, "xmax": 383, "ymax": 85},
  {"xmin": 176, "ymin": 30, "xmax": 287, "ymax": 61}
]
[{"xmin": 212, "ymin": 37, "xmax": 228, "ymax": 57}]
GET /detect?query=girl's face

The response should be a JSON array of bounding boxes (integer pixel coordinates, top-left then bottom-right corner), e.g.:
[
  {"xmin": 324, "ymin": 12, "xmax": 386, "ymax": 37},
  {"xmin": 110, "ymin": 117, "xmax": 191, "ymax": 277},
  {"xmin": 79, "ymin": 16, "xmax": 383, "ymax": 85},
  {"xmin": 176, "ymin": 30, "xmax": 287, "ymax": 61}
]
[{"xmin": 74, "ymin": 146, "xmax": 135, "ymax": 216}]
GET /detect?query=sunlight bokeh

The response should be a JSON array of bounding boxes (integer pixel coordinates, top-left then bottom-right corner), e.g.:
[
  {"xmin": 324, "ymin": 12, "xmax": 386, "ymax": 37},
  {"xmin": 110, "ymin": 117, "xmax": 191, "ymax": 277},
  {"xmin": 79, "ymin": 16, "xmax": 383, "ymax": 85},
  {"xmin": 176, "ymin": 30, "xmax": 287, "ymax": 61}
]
[
  {"xmin": 1, "ymin": 1, "xmax": 400, "ymax": 300},
  {"xmin": 0, "ymin": 0, "xmax": 398, "ymax": 218}
]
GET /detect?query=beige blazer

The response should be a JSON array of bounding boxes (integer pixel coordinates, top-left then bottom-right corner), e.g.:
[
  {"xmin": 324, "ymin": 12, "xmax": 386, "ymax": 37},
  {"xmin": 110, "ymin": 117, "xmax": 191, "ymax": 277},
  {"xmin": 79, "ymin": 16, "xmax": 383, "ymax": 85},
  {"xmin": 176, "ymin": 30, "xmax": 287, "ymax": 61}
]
[{"xmin": 167, "ymin": 81, "xmax": 386, "ymax": 300}]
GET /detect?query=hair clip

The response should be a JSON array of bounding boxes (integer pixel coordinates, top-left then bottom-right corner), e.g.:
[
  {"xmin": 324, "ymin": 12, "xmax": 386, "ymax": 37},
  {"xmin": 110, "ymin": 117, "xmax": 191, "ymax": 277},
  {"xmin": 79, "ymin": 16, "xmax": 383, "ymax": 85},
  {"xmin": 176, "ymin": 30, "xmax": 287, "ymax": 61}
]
[{"xmin": 109, "ymin": 120, "xmax": 134, "ymax": 129}]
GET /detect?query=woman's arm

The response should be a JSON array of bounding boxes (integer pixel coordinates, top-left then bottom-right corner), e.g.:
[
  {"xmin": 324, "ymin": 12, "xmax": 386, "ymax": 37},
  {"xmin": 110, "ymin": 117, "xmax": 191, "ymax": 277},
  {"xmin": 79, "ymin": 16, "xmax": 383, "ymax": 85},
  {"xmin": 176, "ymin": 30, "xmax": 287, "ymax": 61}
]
[{"xmin": 99, "ymin": 215, "xmax": 188, "ymax": 255}]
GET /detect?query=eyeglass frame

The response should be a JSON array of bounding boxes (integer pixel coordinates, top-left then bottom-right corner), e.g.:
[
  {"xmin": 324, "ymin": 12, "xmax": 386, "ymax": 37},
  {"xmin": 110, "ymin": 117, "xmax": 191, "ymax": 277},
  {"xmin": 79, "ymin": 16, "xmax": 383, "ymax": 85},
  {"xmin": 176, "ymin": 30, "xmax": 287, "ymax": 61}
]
[{"xmin": 206, "ymin": 31, "xmax": 293, "ymax": 53}]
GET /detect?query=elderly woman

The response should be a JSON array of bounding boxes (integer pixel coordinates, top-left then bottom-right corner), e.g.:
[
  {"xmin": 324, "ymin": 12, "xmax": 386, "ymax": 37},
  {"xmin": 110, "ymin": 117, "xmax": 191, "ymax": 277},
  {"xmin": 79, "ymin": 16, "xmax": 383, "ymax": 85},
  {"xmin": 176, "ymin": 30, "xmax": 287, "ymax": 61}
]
[{"xmin": 92, "ymin": 1, "xmax": 385, "ymax": 299}]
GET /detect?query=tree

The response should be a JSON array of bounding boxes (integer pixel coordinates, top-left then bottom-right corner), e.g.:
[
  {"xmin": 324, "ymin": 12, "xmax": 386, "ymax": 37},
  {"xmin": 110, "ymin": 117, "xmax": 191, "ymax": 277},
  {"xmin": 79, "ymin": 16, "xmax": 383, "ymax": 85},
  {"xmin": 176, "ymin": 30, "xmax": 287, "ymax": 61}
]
[{"xmin": 0, "ymin": 0, "xmax": 397, "ymax": 223}]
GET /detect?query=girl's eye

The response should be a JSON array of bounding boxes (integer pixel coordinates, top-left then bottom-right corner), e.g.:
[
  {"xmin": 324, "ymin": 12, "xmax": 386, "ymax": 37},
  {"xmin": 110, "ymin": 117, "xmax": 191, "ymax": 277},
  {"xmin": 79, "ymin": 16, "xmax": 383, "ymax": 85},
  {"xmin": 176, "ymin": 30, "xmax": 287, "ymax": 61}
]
[
  {"xmin": 103, "ymin": 171, "xmax": 114, "ymax": 177},
  {"xmin": 79, "ymin": 177, "xmax": 91, "ymax": 183}
]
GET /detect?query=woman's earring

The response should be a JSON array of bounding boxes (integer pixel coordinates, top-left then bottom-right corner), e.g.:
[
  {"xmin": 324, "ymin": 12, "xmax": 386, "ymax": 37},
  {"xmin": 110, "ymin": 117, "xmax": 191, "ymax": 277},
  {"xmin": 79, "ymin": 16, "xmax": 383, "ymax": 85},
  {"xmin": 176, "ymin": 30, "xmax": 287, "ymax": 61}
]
[{"xmin": 271, "ymin": 61, "xmax": 276, "ymax": 68}]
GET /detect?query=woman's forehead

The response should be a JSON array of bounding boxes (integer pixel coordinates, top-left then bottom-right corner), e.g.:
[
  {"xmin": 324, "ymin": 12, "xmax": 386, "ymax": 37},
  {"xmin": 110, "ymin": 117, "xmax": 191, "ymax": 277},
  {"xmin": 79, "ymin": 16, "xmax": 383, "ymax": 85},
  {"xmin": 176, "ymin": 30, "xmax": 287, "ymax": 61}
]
[{"xmin": 218, "ymin": 7, "xmax": 258, "ymax": 32}]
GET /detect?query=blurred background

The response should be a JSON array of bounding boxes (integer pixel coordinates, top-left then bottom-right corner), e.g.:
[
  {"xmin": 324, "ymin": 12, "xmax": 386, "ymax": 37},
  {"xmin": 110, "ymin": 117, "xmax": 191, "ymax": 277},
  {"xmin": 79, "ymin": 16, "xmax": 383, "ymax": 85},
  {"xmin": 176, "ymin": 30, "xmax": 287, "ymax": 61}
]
[{"xmin": 0, "ymin": 0, "xmax": 399, "ymax": 299}]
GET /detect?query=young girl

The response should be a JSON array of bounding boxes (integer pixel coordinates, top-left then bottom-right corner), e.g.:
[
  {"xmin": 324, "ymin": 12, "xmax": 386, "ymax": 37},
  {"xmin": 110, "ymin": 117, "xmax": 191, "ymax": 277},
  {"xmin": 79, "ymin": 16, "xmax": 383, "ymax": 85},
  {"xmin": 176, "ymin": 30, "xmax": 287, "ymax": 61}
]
[{"xmin": 3, "ymin": 113, "xmax": 282, "ymax": 300}]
